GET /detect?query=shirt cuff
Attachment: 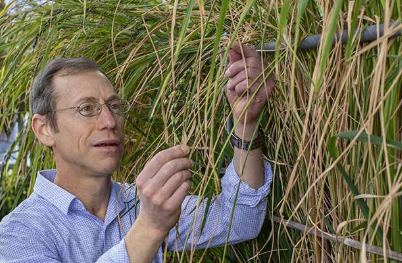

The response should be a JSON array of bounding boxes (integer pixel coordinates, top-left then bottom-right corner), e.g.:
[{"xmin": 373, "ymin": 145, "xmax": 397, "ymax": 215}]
[
  {"xmin": 221, "ymin": 159, "xmax": 273, "ymax": 209},
  {"xmin": 96, "ymin": 238, "xmax": 130, "ymax": 263}
]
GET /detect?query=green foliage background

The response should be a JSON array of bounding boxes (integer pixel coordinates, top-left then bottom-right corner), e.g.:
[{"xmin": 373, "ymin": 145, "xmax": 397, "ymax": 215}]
[{"xmin": 1, "ymin": 0, "xmax": 402, "ymax": 262}]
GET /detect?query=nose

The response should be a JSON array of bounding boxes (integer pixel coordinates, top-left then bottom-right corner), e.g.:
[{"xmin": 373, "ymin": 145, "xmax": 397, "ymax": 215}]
[{"xmin": 97, "ymin": 104, "xmax": 117, "ymax": 130}]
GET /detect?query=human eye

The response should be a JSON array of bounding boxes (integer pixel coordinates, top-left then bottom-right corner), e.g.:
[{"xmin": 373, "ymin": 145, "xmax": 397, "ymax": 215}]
[
  {"xmin": 108, "ymin": 100, "xmax": 122, "ymax": 113},
  {"xmin": 79, "ymin": 102, "xmax": 97, "ymax": 116}
]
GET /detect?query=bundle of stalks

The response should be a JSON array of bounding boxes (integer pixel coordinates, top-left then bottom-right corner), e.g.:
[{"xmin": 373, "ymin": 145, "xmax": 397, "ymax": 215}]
[{"xmin": 1, "ymin": 0, "xmax": 401, "ymax": 262}]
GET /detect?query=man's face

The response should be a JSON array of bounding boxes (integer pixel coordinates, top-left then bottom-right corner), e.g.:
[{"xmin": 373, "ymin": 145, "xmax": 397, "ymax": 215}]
[{"xmin": 50, "ymin": 71, "xmax": 125, "ymax": 177}]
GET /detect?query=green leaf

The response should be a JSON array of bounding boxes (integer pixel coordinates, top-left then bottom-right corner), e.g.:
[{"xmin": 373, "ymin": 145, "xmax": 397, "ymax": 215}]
[
  {"xmin": 328, "ymin": 136, "xmax": 384, "ymax": 242},
  {"xmin": 335, "ymin": 131, "xmax": 402, "ymax": 151},
  {"xmin": 315, "ymin": 0, "xmax": 344, "ymax": 92}
]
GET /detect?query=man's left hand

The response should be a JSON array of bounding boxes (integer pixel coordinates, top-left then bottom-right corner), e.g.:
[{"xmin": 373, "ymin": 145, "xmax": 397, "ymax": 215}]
[{"xmin": 225, "ymin": 42, "xmax": 275, "ymax": 126}]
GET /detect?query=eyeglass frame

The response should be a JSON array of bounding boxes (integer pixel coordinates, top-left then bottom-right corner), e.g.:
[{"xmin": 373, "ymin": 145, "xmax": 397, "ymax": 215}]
[{"xmin": 49, "ymin": 99, "xmax": 130, "ymax": 117}]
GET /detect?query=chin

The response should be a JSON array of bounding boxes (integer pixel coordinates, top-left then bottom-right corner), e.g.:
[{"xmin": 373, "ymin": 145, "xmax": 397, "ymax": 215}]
[{"xmin": 96, "ymin": 162, "xmax": 121, "ymax": 176}]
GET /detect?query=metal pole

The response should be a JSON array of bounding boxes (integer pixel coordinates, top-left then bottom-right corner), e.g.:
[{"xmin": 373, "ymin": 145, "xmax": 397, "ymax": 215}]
[
  {"xmin": 256, "ymin": 22, "xmax": 401, "ymax": 52},
  {"xmin": 272, "ymin": 216, "xmax": 402, "ymax": 261}
]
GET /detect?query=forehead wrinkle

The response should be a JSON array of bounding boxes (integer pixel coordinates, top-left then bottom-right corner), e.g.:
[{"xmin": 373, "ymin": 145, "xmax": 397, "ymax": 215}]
[
  {"xmin": 106, "ymin": 94, "xmax": 119, "ymax": 102},
  {"xmin": 73, "ymin": 94, "xmax": 119, "ymax": 106},
  {"xmin": 69, "ymin": 97, "xmax": 96, "ymax": 108},
  {"xmin": 53, "ymin": 71, "xmax": 117, "ymax": 106}
]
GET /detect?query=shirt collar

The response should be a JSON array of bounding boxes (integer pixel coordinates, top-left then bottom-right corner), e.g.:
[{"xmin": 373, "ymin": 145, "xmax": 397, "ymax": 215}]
[
  {"xmin": 34, "ymin": 169, "xmax": 76, "ymax": 215},
  {"xmin": 33, "ymin": 170, "xmax": 137, "ymax": 217}
]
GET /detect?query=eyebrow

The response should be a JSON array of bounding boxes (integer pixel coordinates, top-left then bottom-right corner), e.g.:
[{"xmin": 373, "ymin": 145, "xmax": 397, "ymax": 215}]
[{"xmin": 73, "ymin": 95, "xmax": 120, "ymax": 105}]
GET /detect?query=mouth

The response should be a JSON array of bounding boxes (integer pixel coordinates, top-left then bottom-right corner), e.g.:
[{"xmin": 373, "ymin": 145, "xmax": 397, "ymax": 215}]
[{"xmin": 93, "ymin": 140, "xmax": 121, "ymax": 151}]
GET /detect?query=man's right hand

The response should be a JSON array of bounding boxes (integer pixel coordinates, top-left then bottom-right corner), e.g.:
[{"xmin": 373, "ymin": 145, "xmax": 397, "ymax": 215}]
[
  {"xmin": 135, "ymin": 145, "xmax": 193, "ymax": 235},
  {"xmin": 125, "ymin": 145, "xmax": 192, "ymax": 262}
]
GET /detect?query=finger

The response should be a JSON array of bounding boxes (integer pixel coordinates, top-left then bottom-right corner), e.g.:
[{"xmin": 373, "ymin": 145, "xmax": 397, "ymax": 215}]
[
  {"xmin": 137, "ymin": 145, "xmax": 189, "ymax": 182},
  {"xmin": 230, "ymin": 98, "xmax": 265, "ymax": 123},
  {"xmin": 158, "ymin": 170, "xmax": 192, "ymax": 200},
  {"xmin": 228, "ymin": 47, "xmax": 242, "ymax": 64},
  {"xmin": 233, "ymin": 79, "xmax": 263, "ymax": 97},
  {"xmin": 227, "ymin": 68, "xmax": 261, "ymax": 90},
  {"xmin": 262, "ymin": 73, "xmax": 276, "ymax": 96},
  {"xmin": 227, "ymin": 87, "xmax": 262, "ymax": 106},
  {"xmin": 147, "ymin": 158, "xmax": 193, "ymax": 189},
  {"xmin": 229, "ymin": 41, "xmax": 259, "ymax": 59},
  {"xmin": 164, "ymin": 180, "xmax": 191, "ymax": 212},
  {"xmin": 225, "ymin": 57, "xmax": 262, "ymax": 78}
]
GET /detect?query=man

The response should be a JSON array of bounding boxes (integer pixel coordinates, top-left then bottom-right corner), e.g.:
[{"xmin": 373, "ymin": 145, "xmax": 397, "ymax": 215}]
[{"xmin": 0, "ymin": 42, "xmax": 275, "ymax": 262}]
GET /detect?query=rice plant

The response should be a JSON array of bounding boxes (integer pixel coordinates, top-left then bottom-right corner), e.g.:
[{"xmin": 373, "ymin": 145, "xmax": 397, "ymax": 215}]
[{"xmin": 0, "ymin": 0, "xmax": 401, "ymax": 262}]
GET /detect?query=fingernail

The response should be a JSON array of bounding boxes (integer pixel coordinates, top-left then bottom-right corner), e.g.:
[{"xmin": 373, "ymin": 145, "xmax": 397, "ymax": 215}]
[
  {"xmin": 181, "ymin": 145, "xmax": 189, "ymax": 154},
  {"xmin": 225, "ymin": 69, "xmax": 230, "ymax": 77},
  {"xmin": 227, "ymin": 80, "xmax": 231, "ymax": 86}
]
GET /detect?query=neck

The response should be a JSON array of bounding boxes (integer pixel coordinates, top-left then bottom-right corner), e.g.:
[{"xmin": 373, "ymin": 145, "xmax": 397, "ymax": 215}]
[{"xmin": 54, "ymin": 165, "xmax": 111, "ymax": 221}]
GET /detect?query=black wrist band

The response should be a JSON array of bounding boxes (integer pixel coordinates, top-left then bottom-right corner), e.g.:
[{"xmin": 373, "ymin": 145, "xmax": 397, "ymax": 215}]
[{"xmin": 229, "ymin": 128, "xmax": 265, "ymax": 151}]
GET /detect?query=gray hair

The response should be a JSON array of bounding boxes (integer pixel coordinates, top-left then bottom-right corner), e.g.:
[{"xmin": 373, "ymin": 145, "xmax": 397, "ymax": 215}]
[{"xmin": 30, "ymin": 58, "xmax": 102, "ymax": 132}]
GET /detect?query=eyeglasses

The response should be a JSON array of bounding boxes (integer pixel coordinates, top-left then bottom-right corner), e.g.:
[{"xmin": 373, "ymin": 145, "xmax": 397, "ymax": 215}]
[{"xmin": 51, "ymin": 99, "xmax": 130, "ymax": 117}]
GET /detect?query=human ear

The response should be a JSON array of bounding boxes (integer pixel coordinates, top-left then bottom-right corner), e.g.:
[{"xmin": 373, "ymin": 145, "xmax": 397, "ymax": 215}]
[{"xmin": 31, "ymin": 114, "xmax": 55, "ymax": 147}]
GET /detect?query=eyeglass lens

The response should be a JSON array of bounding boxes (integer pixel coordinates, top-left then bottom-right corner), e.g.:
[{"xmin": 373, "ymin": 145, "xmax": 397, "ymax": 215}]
[{"xmin": 78, "ymin": 101, "xmax": 127, "ymax": 116}]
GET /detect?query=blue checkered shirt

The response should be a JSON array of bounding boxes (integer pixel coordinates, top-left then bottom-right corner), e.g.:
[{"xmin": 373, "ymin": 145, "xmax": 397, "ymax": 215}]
[{"xmin": 0, "ymin": 161, "xmax": 272, "ymax": 262}]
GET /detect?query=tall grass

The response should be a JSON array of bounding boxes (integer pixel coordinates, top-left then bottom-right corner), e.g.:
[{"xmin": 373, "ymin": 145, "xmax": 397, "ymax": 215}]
[{"xmin": 1, "ymin": 0, "xmax": 402, "ymax": 262}]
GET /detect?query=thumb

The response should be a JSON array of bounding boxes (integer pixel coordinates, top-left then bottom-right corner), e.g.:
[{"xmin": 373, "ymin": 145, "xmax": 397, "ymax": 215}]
[{"xmin": 228, "ymin": 48, "xmax": 242, "ymax": 64}]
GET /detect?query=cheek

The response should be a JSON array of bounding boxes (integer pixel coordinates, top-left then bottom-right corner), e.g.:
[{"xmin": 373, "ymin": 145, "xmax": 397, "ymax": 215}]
[
  {"xmin": 64, "ymin": 123, "xmax": 93, "ymax": 153},
  {"xmin": 117, "ymin": 119, "xmax": 125, "ymax": 149},
  {"xmin": 116, "ymin": 117, "xmax": 125, "ymax": 132},
  {"xmin": 78, "ymin": 130, "xmax": 93, "ymax": 153}
]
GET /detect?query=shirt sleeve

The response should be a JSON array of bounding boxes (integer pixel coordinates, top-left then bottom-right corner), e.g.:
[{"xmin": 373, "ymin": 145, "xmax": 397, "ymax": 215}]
[
  {"xmin": 0, "ymin": 216, "xmax": 131, "ymax": 263},
  {"xmin": 0, "ymin": 215, "xmax": 131, "ymax": 263},
  {"xmin": 0, "ymin": 218, "xmax": 61, "ymax": 263},
  {"xmin": 96, "ymin": 238, "xmax": 130, "ymax": 263},
  {"xmin": 166, "ymin": 159, "xmax": 273, "ymax": 251}
]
